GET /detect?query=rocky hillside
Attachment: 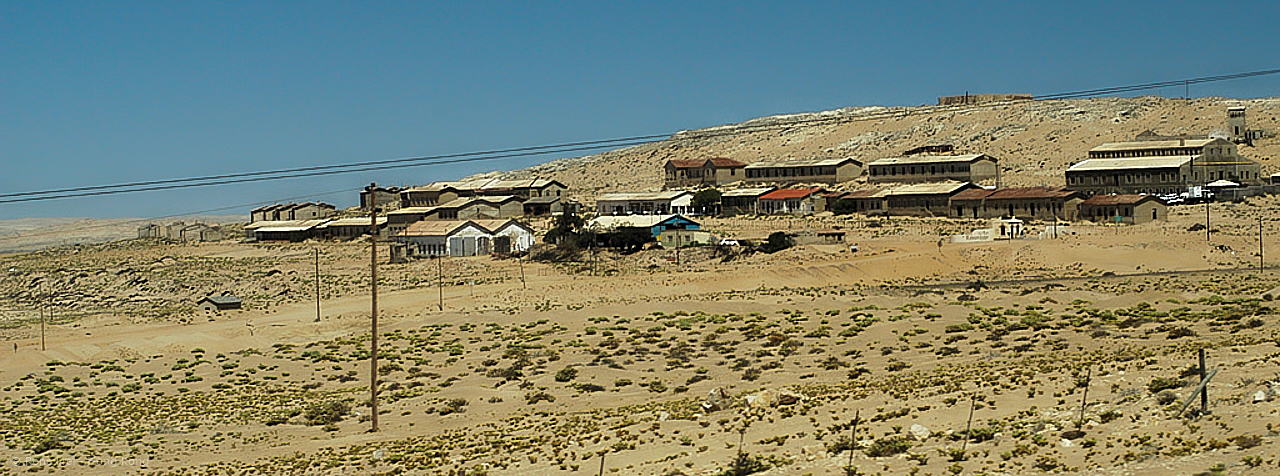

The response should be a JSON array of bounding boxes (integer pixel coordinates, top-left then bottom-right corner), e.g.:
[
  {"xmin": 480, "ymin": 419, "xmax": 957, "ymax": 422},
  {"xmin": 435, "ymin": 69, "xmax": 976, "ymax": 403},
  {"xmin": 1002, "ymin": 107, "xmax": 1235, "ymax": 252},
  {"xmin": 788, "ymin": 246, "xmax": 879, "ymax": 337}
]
[{"xmin": 475, "ymin": 96, "xmax": 1280, "ymax": 202}]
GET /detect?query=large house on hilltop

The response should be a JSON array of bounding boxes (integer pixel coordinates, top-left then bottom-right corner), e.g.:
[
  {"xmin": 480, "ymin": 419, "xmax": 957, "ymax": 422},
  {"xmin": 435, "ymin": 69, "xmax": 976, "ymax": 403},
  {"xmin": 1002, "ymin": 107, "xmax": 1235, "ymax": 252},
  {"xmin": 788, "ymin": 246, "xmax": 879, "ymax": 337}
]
[
  {"xmin": 1066, "ymin": 137, "xmax": 1261, "ymax": 196},
  {"xmin": 743, "ymin": 157, "xmax": 863, "ymax": 185},
  {"xmin": 664, "ymin": 157, "xmax": 747, "ymax": 188},
  {"xmin": 400, "ymin": 178, "xmax": 566, "ymax": 208},
  {"xmin": 868, "ymin": 154, "xmax": 999, "ymax": 184}
]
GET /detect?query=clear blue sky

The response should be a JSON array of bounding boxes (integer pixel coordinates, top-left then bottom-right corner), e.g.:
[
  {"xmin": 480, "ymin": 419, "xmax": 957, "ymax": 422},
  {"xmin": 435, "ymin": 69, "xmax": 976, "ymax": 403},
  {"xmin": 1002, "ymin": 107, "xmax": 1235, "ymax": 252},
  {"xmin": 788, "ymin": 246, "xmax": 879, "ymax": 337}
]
[{"xmin": 2, "ymin": 1, "xmax": 1278, "ymax": 219}]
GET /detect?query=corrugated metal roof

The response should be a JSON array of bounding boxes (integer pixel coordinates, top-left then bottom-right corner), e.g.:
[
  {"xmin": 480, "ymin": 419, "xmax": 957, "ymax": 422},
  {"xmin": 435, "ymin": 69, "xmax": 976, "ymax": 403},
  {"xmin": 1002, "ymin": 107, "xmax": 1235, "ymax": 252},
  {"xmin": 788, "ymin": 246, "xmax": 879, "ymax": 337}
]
[
  {"xmin": 885, "ymin": 182, "xmax": 975, "ymax": 196},
  {"xmin": 842, "ymin": 189, "xmax": 888, "ymax": 198},
  {"xmin": 398, "ymin": 220, "xmax": 482, "ymax": 237},
  {"xmin": 1067, "ymin": 156, "xmax": 1193, "ymax": 172},
  {"xmin": 524, "ymin": 196, "xmax": 561, "ymax": 204},
  {"xmin": 668, "ymin": 159, "xmax": 704, "ymax": 168},
  {"xmin": 319, "ymin": 217, "xmax": 387, "ymax": 227},
  {"xmin": 387, "ymin": 206, "xmax": 439, "ymax": 216},
  {"xmin": 405, "ymin": 178, "xmax": 563, "ymax": 193},
  {"xmin": 760, "ymin": 187, "xmax": 824, "ymax": 200},
  {"xmin": 869, "ymin": 154, "xmax": 993, "ymax": 166},
  {"xmin": 250, "ymin": 219, "xmax": 329, "ymax": 233},
  {"xmin": 745, "ymin": 157, "xmax": 860, "ymax": 168},
  {"xmin": 597, "ymin": 191, "xmax": 691, "ymax": 201},
  {"xmin": 707, "ymin": 157, "xmax": 747, "ymax": 167},
  {"xmin": 1081, "ymin": 194, "xmax": 1164, "ymax": 206},
  {"xmin": 721, "ymin": 187, "xmax": 776, "ymax": 197},
  {"xmin": 952, "ymin": 187, "xmax": 1079, "ymax": 201},
  {"xmin": 586, "ymin": 214, "xmax": 698, "ymax": 230},
  {"xmin": 1089, "ymin": 139, "xmax": 1216, "ymax": 152}
]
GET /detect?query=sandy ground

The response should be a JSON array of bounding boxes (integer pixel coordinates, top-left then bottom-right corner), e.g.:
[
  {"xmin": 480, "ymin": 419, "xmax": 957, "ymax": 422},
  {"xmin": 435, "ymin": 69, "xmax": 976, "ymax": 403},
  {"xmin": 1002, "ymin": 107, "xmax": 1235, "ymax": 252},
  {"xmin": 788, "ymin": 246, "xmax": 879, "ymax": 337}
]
[{"xmin": 3, "ymin": 198, "xmax": 1280, "ymax": 475}]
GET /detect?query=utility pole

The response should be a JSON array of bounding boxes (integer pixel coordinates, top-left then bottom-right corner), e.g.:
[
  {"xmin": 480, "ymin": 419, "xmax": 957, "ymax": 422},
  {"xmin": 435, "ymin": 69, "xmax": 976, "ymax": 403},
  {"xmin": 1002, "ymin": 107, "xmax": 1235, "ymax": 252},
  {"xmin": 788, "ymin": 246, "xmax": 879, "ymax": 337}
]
[
  {"xmin": 366, "ymin": 183, "xmax": 380, "ymax": 433},
  {"xmin": 314, "ymin": 248, "xmax": 322, "ymax": 322},
  {"xmin": 1205, "ymin": 200, "xmax": 1210, "ymax": 242},
  {"xmin": 437, "ymin": 255, "xmax": 444, "ymax": 311},
  {"xmin": 39, "ymin": 306, "xmax": 46, "ymax": 352},
  {"xmin": 519, "ymin": 254, "xmax": 526, "ymax": 290},
  {"xmin": 1260, "ymin": 214, "xmax": 1265, "ymax": 273}
]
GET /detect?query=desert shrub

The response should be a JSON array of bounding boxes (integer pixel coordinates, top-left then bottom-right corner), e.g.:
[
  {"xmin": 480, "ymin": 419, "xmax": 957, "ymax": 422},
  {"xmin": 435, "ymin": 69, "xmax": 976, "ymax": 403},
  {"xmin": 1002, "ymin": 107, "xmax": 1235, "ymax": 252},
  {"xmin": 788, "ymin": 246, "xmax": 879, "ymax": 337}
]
[
  {"xmin": 863, "ymin": 437, "xmax": 912, "ymax": 457},
  {"xmin": 1148, "ymin": 377, "xmax": 1185, "ymax": 394},
  {"xmin": 304, "ymin": 401, "xmax": 350, "ymax": 426},
  {"xmin": 554, "ymin": 366, "xmax": 578, "ymax": 382}
]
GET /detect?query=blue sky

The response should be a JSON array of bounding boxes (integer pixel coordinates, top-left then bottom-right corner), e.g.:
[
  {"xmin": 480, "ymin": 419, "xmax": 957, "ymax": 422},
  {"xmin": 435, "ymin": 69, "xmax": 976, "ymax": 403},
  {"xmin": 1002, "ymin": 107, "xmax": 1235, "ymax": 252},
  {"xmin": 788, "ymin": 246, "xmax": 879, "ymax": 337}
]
[{"xmin": 2, "ymin": 1, "xmax": 1278, "ymax": 219}]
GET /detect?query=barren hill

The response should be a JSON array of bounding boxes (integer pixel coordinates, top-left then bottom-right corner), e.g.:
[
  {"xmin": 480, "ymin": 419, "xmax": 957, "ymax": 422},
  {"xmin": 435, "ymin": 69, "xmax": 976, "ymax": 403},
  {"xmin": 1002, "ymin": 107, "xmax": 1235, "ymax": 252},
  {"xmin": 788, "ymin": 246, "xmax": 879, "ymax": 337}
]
[{"xmin": 475, "ymin": 96, "xmax": 1280, "ymax": 201}]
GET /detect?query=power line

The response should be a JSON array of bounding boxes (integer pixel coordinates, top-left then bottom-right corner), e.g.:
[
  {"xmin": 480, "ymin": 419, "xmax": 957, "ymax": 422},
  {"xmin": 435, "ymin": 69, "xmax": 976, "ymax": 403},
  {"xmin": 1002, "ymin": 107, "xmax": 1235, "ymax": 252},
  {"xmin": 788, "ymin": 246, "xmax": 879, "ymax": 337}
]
[{"xmin": 4, "ymin": 68, "xmax": 1278, "ymax": 206}]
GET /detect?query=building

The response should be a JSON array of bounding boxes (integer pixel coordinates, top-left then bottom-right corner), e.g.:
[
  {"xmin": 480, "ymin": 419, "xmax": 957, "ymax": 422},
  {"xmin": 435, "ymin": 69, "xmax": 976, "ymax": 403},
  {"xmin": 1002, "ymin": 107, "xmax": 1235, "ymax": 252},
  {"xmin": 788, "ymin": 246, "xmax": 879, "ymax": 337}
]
[
  {"xmin": 243, "ymin": 219, "xmax": 329, "ymax": 242},
  {"xmin": 664, "ymin": 157, "xmax": 747, "ymax": 188},
  {"xmin": 360, "ymin": 186, "xmax": 404, "ymax": 212},
  {"xmin": 197, "ymin": 295, "xmax": 242, "ymax": 312},
  {"xmin": 395, "ymin": 219, "xmax": 535, "ymax": 258},
  {"xmin": 586, "ymin": 214, "xmax": 701, "ymax": 239},
  {"xmin": 830, "ymin": 189, "xmax": 888, "ymax": 215},
  {"xmin": 868, "ymin": 154, "xmax": 999, "ymax": 184},
  {"xmin": 1067, "ymin": 137, "xmax": 1261, "ymax": 195},
  {"xmin": 249, "ymin": 203, "xmax": 336, "ymax": 223},
  {"xmin": 383, "ymin": 196, "xmax": 524, "ymax": 236},
  {"xmin": 1078, "ymin": 194, "xmax": 1168, "ymax": 224},
  {"xmin": 719, "ymin": 187, "xmax": 775, "ymax": 215},
  {"xmin": 758, "ymin": 188, "xmax": 826, "ymax": 215},
  {"xmin": 178, "ymin": 223, "xmax": 224, "ymax": 242},
  {"xmin": 400, "ymin": 178, "xmax": 567, "ymax": 208},
  {"xmin": 937, "ymin": 93, "xmax": 1032, "ymax": 106},
  {"xmin": 595, "ymin": 191, "xmax": 694, "ymax": 216},
  {"xmin": 949, "ymin": 187, "xmax": 1084, "ymax": 220},
  {"xmin": 318, "ymin": 217, "xmax": 389, "ymax": 239},
  {"xmin": 659, "ymin": 229, "xmax": 715, "ymax": 248},
  {"xmin": 882, "ymin": 182, "xmax": 981, "ymax": 217},
  {"xmin": 743, "ymin": 157, "xmax": 863, "ymax": 185}
]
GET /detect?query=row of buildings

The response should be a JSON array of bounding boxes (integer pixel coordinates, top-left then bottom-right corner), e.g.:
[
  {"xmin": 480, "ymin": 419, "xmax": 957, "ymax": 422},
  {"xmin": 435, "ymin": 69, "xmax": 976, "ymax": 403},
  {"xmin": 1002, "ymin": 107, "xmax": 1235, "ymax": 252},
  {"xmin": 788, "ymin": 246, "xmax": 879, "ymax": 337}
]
[{"xmin": 664, "ymin": 107, "xmax": 1265, "ymax": 197}]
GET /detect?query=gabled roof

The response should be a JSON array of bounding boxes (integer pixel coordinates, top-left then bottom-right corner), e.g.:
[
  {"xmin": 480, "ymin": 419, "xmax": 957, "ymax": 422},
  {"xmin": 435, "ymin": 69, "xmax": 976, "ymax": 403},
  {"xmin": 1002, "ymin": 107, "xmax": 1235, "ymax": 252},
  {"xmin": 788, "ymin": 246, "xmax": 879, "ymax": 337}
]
[
  {"xmin": 885, "ymin": 182, "xmax": 977, "ymax": 196},
  {"xmin": 480, "ymin": 219, "xmax": 536, "ymax": 235},
  {"xmin": 1080, "ymin": 194, "xmax": 1166, "ymax": 206},
  {"xmin": 398, "ymin": 220, "xmax": 485, "ymax": 237},
  {"xmin": 596, "ymin": 191, "xmax": 692, "ymax": 202},
  {"xmin": 668, "ymin": 159, "xmax": 704, "ymax": 168},
  {"xmin": 404, "ymin": 178, "xmax": 565, "ymax": 194},
  {"xmin": 721, "ymin": 187, "xmax": 776, "ymax": 197},
  {"xmin": 524, "ymin": 195, "xmax": 561, "ymax": 205},
  {"xmin": 759, "ymin": 187, "xmax": 824, "ymax": 200},
  {"xmin": 842, "ymin": 189, "xmax": 888, "ymax": 199},
  {"xmin": 1067, "ymin": 156, "xmax": 1193, "ymax": 172},
  {"xmin": 707, "ymin": 157, "xmax": 747, "ymax": 167},
  {"xmin": 745, "ymin": 157, "xmax": 861, "ymax": 169},
  {"xmin": 869, "ymin": 154, "xmax": 995, "ymax": 166}
]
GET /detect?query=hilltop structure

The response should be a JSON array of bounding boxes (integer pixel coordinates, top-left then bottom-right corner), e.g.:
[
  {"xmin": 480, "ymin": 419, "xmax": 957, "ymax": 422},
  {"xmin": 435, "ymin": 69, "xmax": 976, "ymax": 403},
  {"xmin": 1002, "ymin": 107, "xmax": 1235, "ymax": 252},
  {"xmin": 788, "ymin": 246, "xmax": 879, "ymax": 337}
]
[{"xmin": 663, "ymin": 157, "xmax": 746, "ymax": 188}]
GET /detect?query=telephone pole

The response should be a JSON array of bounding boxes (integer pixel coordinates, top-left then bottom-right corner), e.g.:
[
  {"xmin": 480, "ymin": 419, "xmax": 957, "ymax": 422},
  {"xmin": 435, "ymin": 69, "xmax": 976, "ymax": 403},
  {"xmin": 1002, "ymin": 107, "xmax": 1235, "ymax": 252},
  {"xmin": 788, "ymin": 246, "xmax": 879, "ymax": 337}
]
[
  {"xmin": 314, "ymin": 248, "xmax": 322, "ymax": 322},
  {"xmin": 367, "ymin": 183, "xmax": 380, "ymax": 433}
]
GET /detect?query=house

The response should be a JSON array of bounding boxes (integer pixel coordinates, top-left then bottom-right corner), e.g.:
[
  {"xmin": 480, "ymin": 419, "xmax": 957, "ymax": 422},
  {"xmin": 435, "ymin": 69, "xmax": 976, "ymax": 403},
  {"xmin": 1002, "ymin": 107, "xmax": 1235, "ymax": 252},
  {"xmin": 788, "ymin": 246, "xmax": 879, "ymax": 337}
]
[
  {"xmin": 830, "ymin": 189, "xmax": 888, "ymax": 215},
  {"xmin": 383, "ymin": 196, "xmax": 525, "ymax": 236},
  {"xmin": 243, "ymin": 219, "xmax": 329, "ymax": 242},
  {"xmin": 1078, "ymin": 194, "xmax": 1168, "ymax": 224},
  {"xmin": 882, "ymin": 182, "xmax": 981, "ymax": 217},
  {"xmin": 719, "ymin": 187, "xmax": 775, "ymax": 215},
  {"xmin": 400, "ymin": 178, "xmax": 567, "ymax": 208},
  {"xmin": 595, "ymin": 191, "xmax": 694, "ymax": 216},
  {"xmin": 395, "ymin": 219, "xmax": 535, "ymax": 258},
  {"xmin": 318, "ymin": 217, "xmax": 389, "ymax": 239},
  {"xmin": 178, "ymin": 223, "xmax": 224, "ymax": 242},
  {"xmin": 868, "ymin": 154, "xmax": 999, "ymax": 184},
  {"xmin": 659, "ymin": 229, "xmax": 715, "ymax": 248},
  {"xmin": 197, "ymin": 295, "xmax": 242, "ymax": 312},
  {"xmin": 360, "ymin": 186, "xmax": 404, "ymax": 212},
  {"xmin": 948, "ymin": 187, "xmax": 1084, "ymax": 220},
  {"xmin": 757, "ymin": 188, "xmax": 826, "ymax": 215},
  {"xmin": 1065, "ymin": 156, "xmax": 1192, "ymax": 196},
  {"xmin": 522, "ymin": 196, "xmax": 565, "ymax": 216},
  {"xmin": 1068, "ymin": 137, "xmax": 1263, "ymax": 195},
  {"xmin": 743, "ymin": 157, "xmax": 863, "ymax": 185},
  {"xmin": 664, "ymin": 157, "xmax": 747, "ymax": 188},
  {"xmin": 586, "ymin": 214, "xmax": 701, "ymax": 239},
  {"xmin": 249, "ymin": 203, "xmax": 336, "ymax": 222}
]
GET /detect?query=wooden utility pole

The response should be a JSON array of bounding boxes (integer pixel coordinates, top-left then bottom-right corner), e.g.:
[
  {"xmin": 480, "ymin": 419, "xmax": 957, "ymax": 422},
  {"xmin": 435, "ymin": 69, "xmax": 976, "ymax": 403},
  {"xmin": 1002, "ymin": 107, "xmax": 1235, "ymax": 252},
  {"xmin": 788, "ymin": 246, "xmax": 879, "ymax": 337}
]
[
  {"xmin": 367, "ymin": 183, "xmax": 380, "ymax": 433},
  {"xmin": 314, "ymin": 248, "xmax": 322, "ymax": 322},
  {"xmin": 437, "ymin": 256, "xmax": 444, "ymax": 311},
  {"xmin": 39, "ymin": 306, "xmax": 46, "ymax": 351},
  {"xmin": 1259, "ymin": 215, "xmax": 1264, "ymax": 273},
  {"xmin": 519, "ymin": 254, "xmax": 526, "ymax": 290},
  {"xmin": 1077, "ymin": 366, "xmax": 1092, "ymax": 429},
  {"xmin": 1199, "ymin": 348, "xmax": 1208, "ymax": 414},
  {"xmin": 847, "ymin": 409, "xmax": 860, "ymax": 470},
  {"xmin": 961, "ymin": 394, "xmax": 976, "ymax": 453}
]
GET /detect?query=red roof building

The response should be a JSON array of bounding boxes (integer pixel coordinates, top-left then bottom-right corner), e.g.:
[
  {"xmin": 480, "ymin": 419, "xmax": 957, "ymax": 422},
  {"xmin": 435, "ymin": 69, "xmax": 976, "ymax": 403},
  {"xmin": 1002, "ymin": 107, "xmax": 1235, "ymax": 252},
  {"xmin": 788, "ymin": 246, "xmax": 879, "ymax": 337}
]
[{"xmin": 758, "ymin": 187, "xmax": 825, "ymax": 215}]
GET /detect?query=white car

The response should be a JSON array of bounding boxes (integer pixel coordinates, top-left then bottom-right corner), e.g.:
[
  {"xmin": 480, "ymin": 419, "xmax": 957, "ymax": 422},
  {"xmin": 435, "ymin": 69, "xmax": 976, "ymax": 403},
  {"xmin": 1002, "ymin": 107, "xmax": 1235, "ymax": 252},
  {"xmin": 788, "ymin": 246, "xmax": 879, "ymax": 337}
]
[{"xmin": 719, "ymin": 239, "xmax": 740, "ymax": 246}]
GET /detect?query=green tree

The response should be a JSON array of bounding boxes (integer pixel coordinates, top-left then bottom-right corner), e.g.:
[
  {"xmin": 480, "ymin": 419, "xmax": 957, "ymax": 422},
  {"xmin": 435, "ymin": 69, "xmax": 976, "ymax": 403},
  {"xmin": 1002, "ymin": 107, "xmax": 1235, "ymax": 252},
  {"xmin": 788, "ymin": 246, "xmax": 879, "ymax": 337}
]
[
  {"xmin": 544, "ymin": 212, "xmax": 585, "ymax": 246},
  {"xmin": 758, "ymin": 231, "xmax": 794, "ymax": 253},
  {"xmin": 691, "ymin": 189, "xmax": 723, "ymax": 216},
  {"xmin": 831, "ymin": 198, "xmax": 858, "ymax": 216}
]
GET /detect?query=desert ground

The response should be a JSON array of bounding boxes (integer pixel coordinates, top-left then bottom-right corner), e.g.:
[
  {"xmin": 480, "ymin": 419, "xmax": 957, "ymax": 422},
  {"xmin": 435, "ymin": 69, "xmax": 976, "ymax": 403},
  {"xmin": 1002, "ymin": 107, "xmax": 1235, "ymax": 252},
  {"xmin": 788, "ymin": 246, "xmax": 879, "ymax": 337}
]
[{"xmin": 3, "ymin": 195, "xmax": 1280, "ymax": 476}]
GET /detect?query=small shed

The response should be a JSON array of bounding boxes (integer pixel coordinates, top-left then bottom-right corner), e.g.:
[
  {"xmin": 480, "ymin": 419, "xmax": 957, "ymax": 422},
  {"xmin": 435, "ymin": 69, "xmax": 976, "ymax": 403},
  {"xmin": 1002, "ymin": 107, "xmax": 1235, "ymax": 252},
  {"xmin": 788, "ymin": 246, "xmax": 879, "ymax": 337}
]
[{"xmin": 198, "ymin": 295, "xmax": 242, "ymax": 312}]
